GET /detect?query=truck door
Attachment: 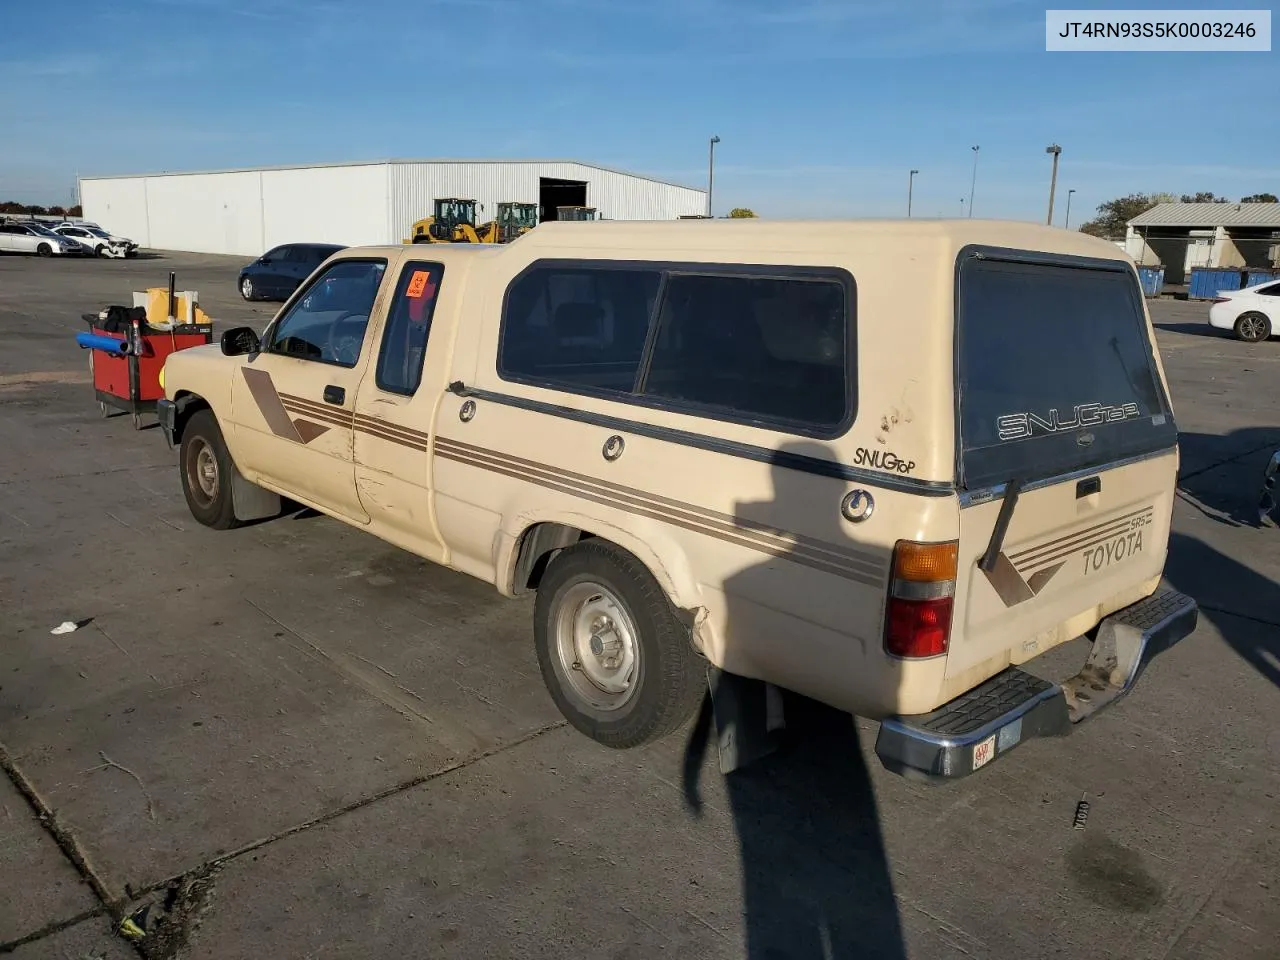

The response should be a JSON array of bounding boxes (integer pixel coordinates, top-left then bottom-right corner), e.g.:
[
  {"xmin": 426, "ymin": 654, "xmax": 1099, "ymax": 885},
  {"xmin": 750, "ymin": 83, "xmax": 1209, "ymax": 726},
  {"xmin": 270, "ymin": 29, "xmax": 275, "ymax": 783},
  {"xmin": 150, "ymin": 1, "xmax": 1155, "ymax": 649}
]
[
  {"xmin": 228, "ymin": 256, "xmax": 391, "ymax": 524},
  {"xmin": 351, "ymin": 259, "xmax": 449, "ymax": 560}
]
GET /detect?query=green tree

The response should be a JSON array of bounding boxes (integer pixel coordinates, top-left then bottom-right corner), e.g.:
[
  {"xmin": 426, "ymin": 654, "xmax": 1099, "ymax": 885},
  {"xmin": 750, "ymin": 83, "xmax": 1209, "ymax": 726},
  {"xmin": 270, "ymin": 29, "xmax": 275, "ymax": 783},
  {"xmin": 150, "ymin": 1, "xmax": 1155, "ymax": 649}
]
[
  {"xmin": 1180, "ymin": 191, "xmax": 1230, "ymax": 203},
  {"xmin": 1241, "ymin": 193, "xmax": 1278, "ymax": 203},
  {"xmin": 1078, "ymin": 193, "xmax": 1161, "ymax": 239},
  {"xmin": 68, "ymin": 205, "xmax": 83, "ymax": 217},
  {"xmin": 728, "ymin": 207, "xmax": 757, "ymax": 218}
]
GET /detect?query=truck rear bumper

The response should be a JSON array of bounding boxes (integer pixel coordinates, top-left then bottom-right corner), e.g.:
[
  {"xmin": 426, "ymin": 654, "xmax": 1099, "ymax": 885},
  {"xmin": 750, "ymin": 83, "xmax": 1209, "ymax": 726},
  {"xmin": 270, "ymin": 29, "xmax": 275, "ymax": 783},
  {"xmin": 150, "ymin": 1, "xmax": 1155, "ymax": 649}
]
[{"xmin": 874, "ymin": 589, "xmax": 1198, "ymax": 782}]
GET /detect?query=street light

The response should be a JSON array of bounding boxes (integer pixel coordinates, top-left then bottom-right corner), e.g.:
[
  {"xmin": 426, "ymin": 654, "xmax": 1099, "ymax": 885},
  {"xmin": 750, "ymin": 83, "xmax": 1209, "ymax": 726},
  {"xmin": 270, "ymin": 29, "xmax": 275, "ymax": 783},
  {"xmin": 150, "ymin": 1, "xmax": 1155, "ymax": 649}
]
[
  {"xmin": 1045, "ymin": 143, "xmax": 1062, "ymax": 225},
  {"xmin": 908, "ymin": 169, "xmax": 919, "ymax": 217},
  {"xmin": 1065, "ymin": 188, "xmax": 1076, "ymax": 229},
  {"xmin": 968, "ymin": 146, "xmax": 979, "ymax": 218},
  {"xmin": 707, "ymin": 136, "xmax": 720, "ymax": 218}
]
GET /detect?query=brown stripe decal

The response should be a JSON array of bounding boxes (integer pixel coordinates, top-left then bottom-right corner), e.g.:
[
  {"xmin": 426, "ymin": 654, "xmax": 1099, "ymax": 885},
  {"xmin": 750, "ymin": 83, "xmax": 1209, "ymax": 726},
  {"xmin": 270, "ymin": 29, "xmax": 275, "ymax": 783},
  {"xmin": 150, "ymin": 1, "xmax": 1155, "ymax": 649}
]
[
  {"xmin": 294, "ymin": 419, "xmax": 331, "ymax": 443},
  {"xmin": 1010, "ymin": 507, "xmax": 1154, "ymax": 573},
  {"xmin": 434, "ymin": 437, "xmax": 884, "ymax": 585},
  {"xmin": 242, "ymin": 368, "xmax": 304, "ymax": 443}
]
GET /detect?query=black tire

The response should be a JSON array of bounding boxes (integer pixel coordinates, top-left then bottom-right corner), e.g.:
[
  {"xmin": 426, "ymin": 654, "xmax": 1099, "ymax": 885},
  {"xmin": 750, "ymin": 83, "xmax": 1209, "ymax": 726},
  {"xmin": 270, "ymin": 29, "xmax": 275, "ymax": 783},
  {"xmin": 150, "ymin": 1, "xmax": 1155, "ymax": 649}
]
[
  {"xmin": 94, "ymin": 245, "xmax": 105, "ymax": 258},
  {"xmin": 240, "ymin": 276, "xmax": 256, "ymax": 301},
  {"xmin": 1235, "ymin": 312, "xmax": 1272, "ymax": 343},
  {"xmin": 534, "ymin": 540, "xmax": 704, "ymax": 748},
  {"xmin": 179, "ymin": 410, "xmax": 242, "ymax": 530},
  {"xmin": 36, "ymin": 243, "xmax": 51, "ymax": 257}
]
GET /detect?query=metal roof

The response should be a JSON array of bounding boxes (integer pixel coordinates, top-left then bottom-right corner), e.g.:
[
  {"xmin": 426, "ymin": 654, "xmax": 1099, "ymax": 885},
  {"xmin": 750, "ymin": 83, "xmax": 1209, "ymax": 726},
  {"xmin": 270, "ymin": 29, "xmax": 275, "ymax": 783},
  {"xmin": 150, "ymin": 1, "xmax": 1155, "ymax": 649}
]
[
  {"xmin": 78, "ymin": 158, "xmax": 704, "ymax": 194},
  {"xmin": 1128, "ymin": 202, "xmax": 1280, "ymax": 228}
]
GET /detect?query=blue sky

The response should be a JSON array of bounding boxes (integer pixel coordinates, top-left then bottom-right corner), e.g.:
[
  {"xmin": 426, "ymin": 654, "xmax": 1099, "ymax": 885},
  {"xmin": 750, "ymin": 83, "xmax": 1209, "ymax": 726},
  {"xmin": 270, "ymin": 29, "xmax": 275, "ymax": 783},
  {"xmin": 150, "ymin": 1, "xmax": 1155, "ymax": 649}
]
[{"xmin": 1, "ymin": 0, "xmax": 1275, "ymax": 223}]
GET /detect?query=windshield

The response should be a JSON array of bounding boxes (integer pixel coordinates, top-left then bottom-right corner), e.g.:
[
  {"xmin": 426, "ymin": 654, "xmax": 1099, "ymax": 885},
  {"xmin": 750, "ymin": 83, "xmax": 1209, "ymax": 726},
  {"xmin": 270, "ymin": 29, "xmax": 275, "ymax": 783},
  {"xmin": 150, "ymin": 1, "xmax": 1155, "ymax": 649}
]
[
  {"xmin": 86, "ymin": 227, "xmax": 111, "ymax": 238},
  {"xmin": 29, "ymin": 225, "xmax": 61, "ymax": 238},
  {"xmin": 955, "ymin": 249, "xmax": 1177, "ymax": 490}
]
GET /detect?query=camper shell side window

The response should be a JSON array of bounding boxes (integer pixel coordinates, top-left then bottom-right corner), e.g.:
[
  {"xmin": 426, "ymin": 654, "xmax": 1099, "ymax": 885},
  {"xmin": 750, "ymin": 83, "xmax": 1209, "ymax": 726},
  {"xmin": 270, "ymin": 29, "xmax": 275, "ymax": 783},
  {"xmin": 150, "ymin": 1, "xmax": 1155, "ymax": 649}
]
[{"xmin": 497, "ymin": 259, "xmax": 857, "ymax": 440}]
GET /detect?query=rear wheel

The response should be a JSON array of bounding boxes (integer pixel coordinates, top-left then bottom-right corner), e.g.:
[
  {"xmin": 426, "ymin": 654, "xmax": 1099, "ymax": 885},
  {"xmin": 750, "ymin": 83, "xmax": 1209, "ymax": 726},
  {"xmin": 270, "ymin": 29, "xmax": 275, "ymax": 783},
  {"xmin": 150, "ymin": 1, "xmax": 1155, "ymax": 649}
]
[
  {"xmin": 1235, "ymin": 311, "xmax": 1272, "ymax": 343},
  {"xmin": 534, "ymin": 540, "xmax": 704, "ymax": 748},
  {"xmin": 180, "ymin": 410, "xmax": 242, "ymax": 530},
  {"xmin": 36, "ymin": 243, "xmax": 51, "ymax": 257}
]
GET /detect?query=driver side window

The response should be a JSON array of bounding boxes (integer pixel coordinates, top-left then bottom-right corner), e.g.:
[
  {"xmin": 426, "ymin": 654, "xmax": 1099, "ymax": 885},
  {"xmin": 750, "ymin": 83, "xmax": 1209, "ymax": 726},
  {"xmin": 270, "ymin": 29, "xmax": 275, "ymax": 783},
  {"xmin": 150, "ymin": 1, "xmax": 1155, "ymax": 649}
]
[{"xmin": 266, "ymin": 259, "xmax": 387, "ymax": 367}]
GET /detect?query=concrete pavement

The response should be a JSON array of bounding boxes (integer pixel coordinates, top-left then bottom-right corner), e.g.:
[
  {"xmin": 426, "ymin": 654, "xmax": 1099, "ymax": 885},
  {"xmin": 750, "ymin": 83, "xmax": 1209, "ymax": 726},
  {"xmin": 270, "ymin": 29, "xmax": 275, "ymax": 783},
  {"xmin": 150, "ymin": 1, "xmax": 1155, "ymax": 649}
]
[{"xmin": 1, "ymin": 253, "xmax": 1276, "ymax": 959}]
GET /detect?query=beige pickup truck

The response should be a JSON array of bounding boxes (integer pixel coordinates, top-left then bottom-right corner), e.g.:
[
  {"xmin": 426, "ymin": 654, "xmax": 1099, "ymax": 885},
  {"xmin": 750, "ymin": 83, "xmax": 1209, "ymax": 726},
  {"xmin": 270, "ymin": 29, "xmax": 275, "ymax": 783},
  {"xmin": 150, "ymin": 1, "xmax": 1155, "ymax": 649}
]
[{"xmin": 158, "ymin": 219, "xmax": 1198, "ymax": 781}]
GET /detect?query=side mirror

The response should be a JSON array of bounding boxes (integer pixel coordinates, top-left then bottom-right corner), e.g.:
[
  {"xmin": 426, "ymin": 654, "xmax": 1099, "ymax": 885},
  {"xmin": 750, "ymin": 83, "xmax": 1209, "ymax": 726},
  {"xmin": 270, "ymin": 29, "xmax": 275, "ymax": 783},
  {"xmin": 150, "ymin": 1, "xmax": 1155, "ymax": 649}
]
[
  {"xmin": 259, "ymin": 257, "xmax": 271, "ymax": 265},
  {"xmin": 221, "ymin": 326, "xmax": 261, "ymax": 357}
]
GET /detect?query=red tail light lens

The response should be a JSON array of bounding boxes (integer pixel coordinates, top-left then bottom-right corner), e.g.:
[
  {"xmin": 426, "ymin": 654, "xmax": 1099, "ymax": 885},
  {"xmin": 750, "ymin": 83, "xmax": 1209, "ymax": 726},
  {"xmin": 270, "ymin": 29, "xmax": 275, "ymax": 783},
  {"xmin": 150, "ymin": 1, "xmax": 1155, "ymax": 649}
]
[
  {"xmin": 886, "ymin": 597, "xmax": 954, "ymax": 659},
  {"xmin": 884, "ymin": 540, "xmax": 957, "ymax": 659}
]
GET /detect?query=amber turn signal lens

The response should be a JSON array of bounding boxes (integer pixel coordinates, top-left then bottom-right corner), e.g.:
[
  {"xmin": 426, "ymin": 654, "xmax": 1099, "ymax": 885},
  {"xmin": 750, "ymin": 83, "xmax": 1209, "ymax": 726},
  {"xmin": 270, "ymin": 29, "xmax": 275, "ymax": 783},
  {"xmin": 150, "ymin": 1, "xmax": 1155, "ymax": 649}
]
[{"xmin": 892, "ymin": 541, "xmax": 959, "ymax": 583}]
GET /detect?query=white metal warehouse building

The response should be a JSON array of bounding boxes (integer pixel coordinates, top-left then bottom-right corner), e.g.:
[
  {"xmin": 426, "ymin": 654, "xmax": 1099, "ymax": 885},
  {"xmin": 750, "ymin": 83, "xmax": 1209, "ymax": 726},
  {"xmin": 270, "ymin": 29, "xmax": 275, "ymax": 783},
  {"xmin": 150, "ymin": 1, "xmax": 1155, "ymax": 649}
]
[{"xmin": 79, "ymin": 159, "xmax": 708, "ymax": 257}]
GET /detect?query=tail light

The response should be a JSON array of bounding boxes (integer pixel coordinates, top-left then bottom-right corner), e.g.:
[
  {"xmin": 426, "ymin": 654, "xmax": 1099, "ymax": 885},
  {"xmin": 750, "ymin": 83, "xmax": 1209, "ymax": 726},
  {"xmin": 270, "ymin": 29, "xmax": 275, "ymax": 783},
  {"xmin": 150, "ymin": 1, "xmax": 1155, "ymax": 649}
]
[{"xmin": 885, "ymin": 540, "xmax": 958, "ymax": 659}]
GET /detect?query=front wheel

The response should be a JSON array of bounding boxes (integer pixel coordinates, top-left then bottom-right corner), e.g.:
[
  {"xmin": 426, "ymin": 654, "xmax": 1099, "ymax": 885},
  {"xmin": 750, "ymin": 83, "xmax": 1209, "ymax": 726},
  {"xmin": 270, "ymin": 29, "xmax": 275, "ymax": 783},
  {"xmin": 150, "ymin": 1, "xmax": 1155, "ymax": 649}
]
[
  {"xmin": 94, "ymin": 245, "xmax": 106, "ymax": 258},
  {"xmin": 179, "ymin": 410, "xmax": 242, "ymax": 530},
  {"xmin": 240, "ymin": 276, "xmax": 256, "ymax": 301},
  {"xmin": 36, "ymin": 243, "xmax": 51, "ymax": 257},
  {"xmin": 534, "ymin": 540, "xmax": 704, "ymax": 748},
  {"xmin": 1235, "ymin": 312, "xmax": 1272, "ymax": 343}
]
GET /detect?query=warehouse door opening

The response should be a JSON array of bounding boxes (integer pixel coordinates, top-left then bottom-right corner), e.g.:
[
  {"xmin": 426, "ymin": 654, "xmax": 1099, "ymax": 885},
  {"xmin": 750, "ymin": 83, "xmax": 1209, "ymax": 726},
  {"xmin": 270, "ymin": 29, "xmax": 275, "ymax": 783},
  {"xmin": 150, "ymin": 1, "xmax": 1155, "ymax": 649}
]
[{"xmin": 539, "ymin": 178, "xmax": 588, "ymax": 221}]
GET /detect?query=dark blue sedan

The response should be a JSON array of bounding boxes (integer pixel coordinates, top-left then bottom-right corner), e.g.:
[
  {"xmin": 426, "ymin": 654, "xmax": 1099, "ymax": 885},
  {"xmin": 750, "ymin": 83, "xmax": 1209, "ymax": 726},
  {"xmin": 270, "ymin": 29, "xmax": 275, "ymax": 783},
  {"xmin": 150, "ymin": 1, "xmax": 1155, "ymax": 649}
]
[{"xmin": 238, "ymin": 243, "xmax": 346, "ymax": 302}]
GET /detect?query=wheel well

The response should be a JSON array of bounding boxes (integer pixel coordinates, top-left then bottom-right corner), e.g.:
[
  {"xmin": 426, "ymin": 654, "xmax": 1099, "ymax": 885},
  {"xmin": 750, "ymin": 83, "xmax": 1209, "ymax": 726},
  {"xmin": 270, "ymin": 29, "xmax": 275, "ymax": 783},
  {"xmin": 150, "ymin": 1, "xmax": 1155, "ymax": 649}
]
[
  {"xmin": 512, "ymin": 522, "xmax": 596, "ymax": 594},
  {"xmin": 172, "ymin": 392, "xmax": 211, "ymax": 445}
]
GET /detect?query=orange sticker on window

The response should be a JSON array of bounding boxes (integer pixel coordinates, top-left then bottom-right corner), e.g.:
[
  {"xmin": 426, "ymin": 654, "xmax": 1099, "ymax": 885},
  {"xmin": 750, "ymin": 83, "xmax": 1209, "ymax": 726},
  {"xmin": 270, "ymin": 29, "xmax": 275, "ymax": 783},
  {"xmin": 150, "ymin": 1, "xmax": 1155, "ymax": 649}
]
[{"xmin": 406, "ymin": 270, "xmax": 430, "ymax": 299}]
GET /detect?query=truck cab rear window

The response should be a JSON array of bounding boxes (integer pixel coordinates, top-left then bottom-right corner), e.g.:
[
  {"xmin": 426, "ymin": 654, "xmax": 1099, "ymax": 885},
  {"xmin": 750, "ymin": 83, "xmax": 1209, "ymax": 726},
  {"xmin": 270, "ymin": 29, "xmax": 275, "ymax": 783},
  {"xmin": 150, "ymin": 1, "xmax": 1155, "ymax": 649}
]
[
  {"xmin": 956, "ymin": 251, "xmax": 1177, "ymax": 490},
  {"xmin": 499, "ymin": 262, "xmax": 854, "ymax": 436}
]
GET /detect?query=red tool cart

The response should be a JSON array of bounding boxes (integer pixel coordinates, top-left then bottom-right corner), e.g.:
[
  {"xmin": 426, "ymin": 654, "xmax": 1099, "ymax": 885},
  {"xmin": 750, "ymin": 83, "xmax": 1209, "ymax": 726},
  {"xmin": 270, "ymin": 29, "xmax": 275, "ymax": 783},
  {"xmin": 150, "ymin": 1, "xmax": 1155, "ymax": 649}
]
[{"xmin": 78, "ymin": 274, "xmax": 213, "ymax": 429}]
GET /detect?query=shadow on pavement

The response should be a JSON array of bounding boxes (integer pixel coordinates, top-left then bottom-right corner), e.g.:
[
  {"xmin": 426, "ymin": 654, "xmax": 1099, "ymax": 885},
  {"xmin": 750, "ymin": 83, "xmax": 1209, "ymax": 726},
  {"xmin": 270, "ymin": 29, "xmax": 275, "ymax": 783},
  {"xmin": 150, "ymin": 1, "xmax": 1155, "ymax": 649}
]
[
  {"xmin": 1176, "ymin": 428, "xmax": 1280, "ymax": 528},
  {"xmin": 1165, "ymin": 531, "xmax": 1280, "ymax": 691},
  {"xmin": 682, "ymin": 440, "xmax": 906, "ymax": 960}
]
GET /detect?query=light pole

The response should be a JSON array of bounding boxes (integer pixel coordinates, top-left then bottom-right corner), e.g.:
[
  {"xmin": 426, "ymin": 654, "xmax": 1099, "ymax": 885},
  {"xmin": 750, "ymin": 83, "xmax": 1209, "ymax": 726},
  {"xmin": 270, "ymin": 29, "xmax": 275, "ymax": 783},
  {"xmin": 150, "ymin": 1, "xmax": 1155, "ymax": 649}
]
[
  {"xmin": 968, "ymin": 146, "xmax": 979, "ymax": 217},
  {"xmin": 1065, "ymin": 189, "xmax": 1076, "ymax": 229},
  {"xmin": 908, "ymin": 169, "xmax": 918, "ymax": 217},
  {"xmin": 1045, "ymin": 143, "xmax": 1062, "ymax": 225},
  {"xmin": 707, "ymin": 136, "xmax": 720, "ymax": 218}
]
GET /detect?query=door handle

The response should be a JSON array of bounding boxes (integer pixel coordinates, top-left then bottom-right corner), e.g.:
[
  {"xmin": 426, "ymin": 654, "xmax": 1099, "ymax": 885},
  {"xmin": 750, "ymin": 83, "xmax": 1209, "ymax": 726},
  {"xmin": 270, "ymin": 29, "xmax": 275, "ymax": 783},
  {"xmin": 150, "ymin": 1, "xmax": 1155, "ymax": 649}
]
[{"xmin": 323, "ymin": 385, "xmax": 345, "ymax": 405}]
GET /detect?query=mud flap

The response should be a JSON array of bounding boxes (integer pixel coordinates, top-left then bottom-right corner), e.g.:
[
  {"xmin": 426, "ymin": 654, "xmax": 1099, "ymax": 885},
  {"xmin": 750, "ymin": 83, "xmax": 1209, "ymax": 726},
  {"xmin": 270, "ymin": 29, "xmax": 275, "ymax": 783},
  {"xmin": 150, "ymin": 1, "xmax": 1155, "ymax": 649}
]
[
  {"xmin": 231, "ymin": 465, "xmax": 281, "ymax": 522},
  {"xmin": 707, "ymin": 666, "xmax": 786, "ymax": 774}
]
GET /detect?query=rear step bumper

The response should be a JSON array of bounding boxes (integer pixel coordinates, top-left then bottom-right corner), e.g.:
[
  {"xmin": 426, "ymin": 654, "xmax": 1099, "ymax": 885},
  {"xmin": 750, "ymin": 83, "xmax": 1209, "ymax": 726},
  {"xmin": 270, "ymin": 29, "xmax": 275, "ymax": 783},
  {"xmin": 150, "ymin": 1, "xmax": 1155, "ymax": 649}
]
[{"xmin": 874, "ymin": 589, "xmax": 1198, "ymax": 782}]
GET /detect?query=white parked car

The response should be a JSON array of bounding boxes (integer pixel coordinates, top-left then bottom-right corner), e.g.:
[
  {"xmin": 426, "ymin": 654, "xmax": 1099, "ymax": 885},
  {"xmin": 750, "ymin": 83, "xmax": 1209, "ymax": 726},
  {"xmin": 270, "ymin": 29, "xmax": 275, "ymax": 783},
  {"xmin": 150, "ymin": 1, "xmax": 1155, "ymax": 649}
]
[
  {"xmin": 53, "ymin": 223, "xmax": 138, "ymax": 258},
  {"xmin": 0, "ymin": 222, "xmax": 86, "ymax": 256},
  {"xmin": 1208, "ymin": 279, "xmax": 1280, "ymax": 342}
]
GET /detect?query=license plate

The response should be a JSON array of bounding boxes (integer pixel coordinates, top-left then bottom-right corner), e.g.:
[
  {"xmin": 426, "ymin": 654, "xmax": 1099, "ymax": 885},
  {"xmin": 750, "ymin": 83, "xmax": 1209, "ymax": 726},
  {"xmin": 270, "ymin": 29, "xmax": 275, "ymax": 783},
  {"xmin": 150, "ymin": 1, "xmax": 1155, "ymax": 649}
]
[{"xmin": 973, "ymin": 734, "xmax": 997, "ymax": 770}]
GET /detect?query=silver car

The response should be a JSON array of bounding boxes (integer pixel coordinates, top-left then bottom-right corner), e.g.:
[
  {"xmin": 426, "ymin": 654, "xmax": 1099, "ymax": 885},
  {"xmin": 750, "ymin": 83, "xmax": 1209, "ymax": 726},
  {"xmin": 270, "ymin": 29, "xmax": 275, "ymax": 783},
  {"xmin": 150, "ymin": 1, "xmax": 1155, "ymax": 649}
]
[{"xmin": 0, "ymin": 222, "xmax": 85, "ymax": 256}]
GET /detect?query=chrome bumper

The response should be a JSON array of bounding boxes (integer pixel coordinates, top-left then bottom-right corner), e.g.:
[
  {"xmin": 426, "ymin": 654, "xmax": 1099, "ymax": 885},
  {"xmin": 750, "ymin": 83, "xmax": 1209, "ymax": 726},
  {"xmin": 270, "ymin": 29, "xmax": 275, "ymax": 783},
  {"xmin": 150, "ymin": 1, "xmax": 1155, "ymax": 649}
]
[{"xmin": 874, "ymin": 589, "xmax": 1199, "ymax": 782}]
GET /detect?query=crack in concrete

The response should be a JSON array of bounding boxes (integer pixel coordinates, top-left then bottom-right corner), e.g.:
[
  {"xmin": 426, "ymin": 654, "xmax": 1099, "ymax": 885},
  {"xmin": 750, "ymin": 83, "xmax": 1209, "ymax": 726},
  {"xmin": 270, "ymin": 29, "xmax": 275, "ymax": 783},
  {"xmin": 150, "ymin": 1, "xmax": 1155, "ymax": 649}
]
[{"xmin": 1, "ymin": 719, "xmax": 566, "ymax": 955}]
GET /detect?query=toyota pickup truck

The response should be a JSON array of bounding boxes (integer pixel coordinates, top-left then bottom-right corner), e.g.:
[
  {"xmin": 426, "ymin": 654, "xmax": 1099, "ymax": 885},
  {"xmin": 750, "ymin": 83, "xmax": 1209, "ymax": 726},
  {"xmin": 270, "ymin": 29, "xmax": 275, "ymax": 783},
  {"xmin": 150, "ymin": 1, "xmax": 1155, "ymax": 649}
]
[{"xmin": 157, "ymin": 219, "xmax": 1198, "ymax": 780}]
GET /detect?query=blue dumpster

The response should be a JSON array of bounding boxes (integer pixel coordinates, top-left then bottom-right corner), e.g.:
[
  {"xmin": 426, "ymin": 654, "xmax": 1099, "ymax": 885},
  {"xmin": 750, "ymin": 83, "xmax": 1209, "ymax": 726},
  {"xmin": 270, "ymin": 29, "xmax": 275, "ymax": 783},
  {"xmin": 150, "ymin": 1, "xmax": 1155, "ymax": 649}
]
[
  {"xmin": 1245, "ymin": 269, "xmax": 1280, "ymax": 289},
  {"xmin": 1188, "ymin": 267, "xmax": 1245, "ymax": 300},
  {"xmin": 1136, "ymin": 265, "xmax": 1165, "ymax": 298}
]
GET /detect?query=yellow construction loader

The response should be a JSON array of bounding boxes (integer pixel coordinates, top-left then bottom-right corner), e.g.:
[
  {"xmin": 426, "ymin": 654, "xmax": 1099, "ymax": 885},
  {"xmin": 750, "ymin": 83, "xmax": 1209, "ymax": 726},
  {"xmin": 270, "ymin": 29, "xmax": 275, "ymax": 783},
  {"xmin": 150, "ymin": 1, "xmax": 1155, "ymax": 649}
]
[
  {"xmin": 404, "ymin": 199, "xmax": 497, "ymax": 244},
  {"xmin": 404, "ymin": 199, "xmax": 539, "ymax": 245},
  {"xmin": 495, "ymin": 202, "xmax": 538, "ymax": 242}
]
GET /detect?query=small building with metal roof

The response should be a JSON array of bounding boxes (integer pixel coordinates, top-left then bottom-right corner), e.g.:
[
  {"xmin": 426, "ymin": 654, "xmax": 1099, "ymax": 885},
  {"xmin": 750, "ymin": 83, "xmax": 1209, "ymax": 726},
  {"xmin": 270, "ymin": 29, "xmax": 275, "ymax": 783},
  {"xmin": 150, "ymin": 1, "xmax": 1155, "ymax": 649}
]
[
  {"xmin": 79, "ymin": 159, "xmax": 708, "ymax": 257},
  {"xmin": 1125, "ymin": 201, "xmax": 1280, "ymax": 284}
]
